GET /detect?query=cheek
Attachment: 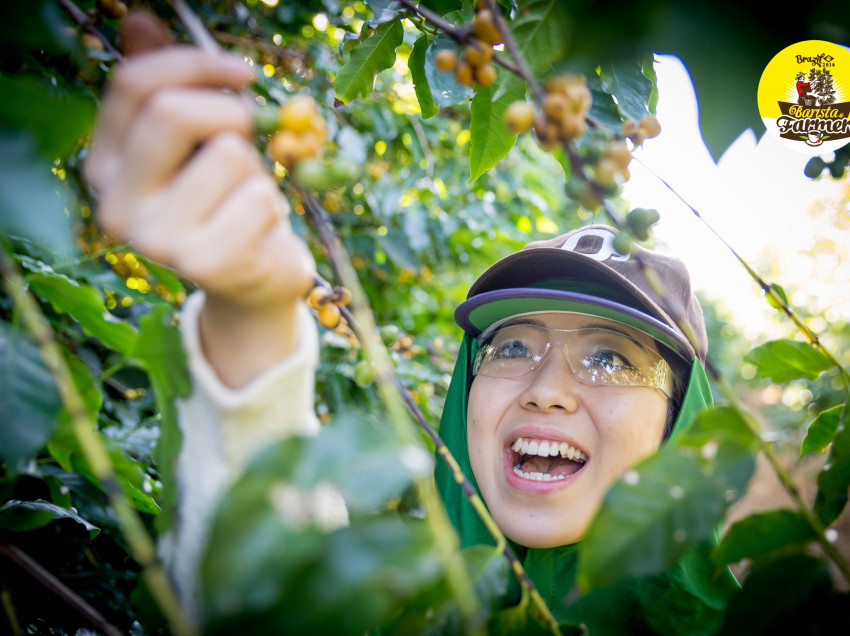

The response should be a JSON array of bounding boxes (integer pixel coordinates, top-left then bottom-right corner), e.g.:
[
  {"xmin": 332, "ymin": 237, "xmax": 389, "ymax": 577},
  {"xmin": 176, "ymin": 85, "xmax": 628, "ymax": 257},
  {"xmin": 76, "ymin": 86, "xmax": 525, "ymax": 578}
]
[{"xmin": 597, "ymin": 393, "xmax": 668, "ymax": 466}]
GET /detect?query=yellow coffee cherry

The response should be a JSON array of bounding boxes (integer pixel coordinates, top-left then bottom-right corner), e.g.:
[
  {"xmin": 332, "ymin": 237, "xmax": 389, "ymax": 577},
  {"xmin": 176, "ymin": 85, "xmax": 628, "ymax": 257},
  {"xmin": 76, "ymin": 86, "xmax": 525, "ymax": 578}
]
[
  {"xmin": 607, "ymin": 140, "xmax": 632, "ymax": 170},
  {"xmin": 504, "ymin": 101, "xmax": 535, "ymax": 133},
  {"xmin": 317, "ymin": 302, "xmax": 341, "ymax": 328},
  {"xmin": 434, "ymin": 49, "xmax": 458, "ymax": 72},
  {"xmin": 307, "ymin": 285, "xmax": 332, "ymax": 309},
  {"xmin": 279, "ymin": 96, "xmax": 318, "ymax": 134},
  {"xmin": 464, "ymin": 40, "xmax": 493, "ymax": 66},
  {"xmin": 455, "ymin": 61, "xmax": 474, "ymax": 86},
  {"xmin": 473, "ymin": 9, "xmax": 503, "ymax": 45},
  {"xmin": 331, "ymin": 286, "xmax": 352, "ymax": 307},
  {"xmin": 639, "ymin": 115, "xmax": 662, "ymax": 139},
  {"xmin": 475, "ymin": 63, "xmax": 497, "ymax": 88}
]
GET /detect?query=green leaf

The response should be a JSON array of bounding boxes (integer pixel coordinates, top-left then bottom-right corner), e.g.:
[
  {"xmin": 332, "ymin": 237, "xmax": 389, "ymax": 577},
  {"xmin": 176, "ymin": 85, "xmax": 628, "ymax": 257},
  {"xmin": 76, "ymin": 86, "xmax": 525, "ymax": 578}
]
[
  {"xmin": 510, "ymin": 0, "xmax": 570, "ymax": 77},
  {"xmin": 469, "ymin": 82, "xmax": 525, "ymax": 182},
  {"xmin": 409, "ymin": 34, "xmax": 440, "ymax": 119},
  {"xmin": 765, "ymin": 282, "xmax": 788, "ymax": 310},
  {"xmin": 743, "ymin": 339, "xmax": 833, "ymax": 383},
  {"xmin": 130, "ymin": 306, "xmax": 190, "ymax": 532},
  {"xmin": 642, "ymin": 52, "xmax": 659, "ymax": 114},
  {"xmin": 0, "ymin": 0, "xmax": 74, "ymax": 55},
  {"xmin": 420, "ymin": 0, "xmax": 461, "ymax": 12},
  {"xmin": 719, "ymin": 554, "xmax": 840, "ymax": 635},
  {"xmin": 0, "ymin": 74, "xmax": 95, "ymax": 160},
  {"xmin": 814, "ymin": 410, "xmax": 850, "ymax": 525},
  {"xmin": 335, "ymin": 20, "xmax": 404, "ymax": 105},
  {"xmin": 801, "ymin": 405, "xmax": 843, "ymax": 459},
  {"xmin": 423, "ymin": 34, "xmax": 474, "ymax": 108},
  {"xmin": 712, "ymin": 510, "xmax": 816, "ymax": 567},
  {"xmin": 599, "ymin": 59, "xmax": 654, "ymax": 122},
  {"xmin": 586, "ymin": 75, "xmax": 625, "ymax": 130},
  {"xmin": 28, "ymin": 271, "xmax": 138, "ymax": 355},
  {"xmin": 0, "ymin": 499, "xmax": 100, "ymax": 539},
  {"xmin": 47, "ymin": 349, "xmax": 102, "ymax": 472},
  {"xmin": 0, "ymin": 320, "xmax": 61, "ymax": 469},
  {"xmin": 0, "ymin": 128, "xmax": 75, "ymax": 258},
  {"xmin": 579, "ymin": 406, "xmax": 757, "ymax": 591}
]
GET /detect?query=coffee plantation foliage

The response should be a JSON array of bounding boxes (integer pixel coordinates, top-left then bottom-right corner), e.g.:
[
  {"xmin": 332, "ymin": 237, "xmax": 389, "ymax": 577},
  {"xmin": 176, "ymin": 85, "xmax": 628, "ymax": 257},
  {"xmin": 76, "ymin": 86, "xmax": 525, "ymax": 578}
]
[{"xmin": 1, "ymin": 1, "xmax": 850, "ymax": 634}]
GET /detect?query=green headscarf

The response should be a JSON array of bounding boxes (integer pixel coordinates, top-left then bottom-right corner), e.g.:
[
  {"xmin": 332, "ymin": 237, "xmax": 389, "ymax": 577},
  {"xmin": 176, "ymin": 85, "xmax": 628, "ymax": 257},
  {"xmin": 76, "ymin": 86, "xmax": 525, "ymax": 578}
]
[{"xmin": 434, "ymin": 334, "xmax": 739, "ymax": 634}]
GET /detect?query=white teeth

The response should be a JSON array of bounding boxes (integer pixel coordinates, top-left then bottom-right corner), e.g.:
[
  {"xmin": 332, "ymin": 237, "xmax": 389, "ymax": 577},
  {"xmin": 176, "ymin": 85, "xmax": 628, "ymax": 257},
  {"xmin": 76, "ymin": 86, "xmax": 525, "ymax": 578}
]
[
  {"xmin": 510, "ymin": 437, "xmax": 587, "ymax": 462},
  {"xmin": 512, "ymin": 465, "xmax": 567, "ymax": 481}
]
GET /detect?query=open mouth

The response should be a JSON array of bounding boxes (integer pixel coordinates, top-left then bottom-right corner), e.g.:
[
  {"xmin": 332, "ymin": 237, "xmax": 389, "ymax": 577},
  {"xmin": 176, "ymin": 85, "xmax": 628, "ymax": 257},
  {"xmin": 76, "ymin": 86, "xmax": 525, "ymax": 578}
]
[{"xmin": 509, "ymin": 437, "xmax": 587, "ymax": 482}]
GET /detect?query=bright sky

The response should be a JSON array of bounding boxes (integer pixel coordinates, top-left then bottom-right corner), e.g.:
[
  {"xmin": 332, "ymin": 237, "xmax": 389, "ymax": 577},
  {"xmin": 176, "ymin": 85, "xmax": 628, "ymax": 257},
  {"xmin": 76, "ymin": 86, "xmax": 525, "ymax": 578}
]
[{"xmin": 623, "ymin": 55, "xmax": 846, "ymax": 340}]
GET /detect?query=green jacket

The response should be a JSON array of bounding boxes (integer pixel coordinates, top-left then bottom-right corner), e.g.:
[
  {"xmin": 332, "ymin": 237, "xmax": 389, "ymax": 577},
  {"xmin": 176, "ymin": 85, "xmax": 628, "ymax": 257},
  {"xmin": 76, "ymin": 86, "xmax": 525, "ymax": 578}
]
[{"xmin": 434, "ymin": 335, "xmax": 739, "ymax": 634}]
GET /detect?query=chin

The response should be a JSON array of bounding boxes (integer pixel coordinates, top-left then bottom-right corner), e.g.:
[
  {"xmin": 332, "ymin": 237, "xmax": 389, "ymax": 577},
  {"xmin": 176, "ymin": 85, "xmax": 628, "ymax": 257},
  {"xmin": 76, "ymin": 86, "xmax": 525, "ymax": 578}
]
[{"xmin": 499, "ymin": 516, "xmax": 590, "ymax": 549}]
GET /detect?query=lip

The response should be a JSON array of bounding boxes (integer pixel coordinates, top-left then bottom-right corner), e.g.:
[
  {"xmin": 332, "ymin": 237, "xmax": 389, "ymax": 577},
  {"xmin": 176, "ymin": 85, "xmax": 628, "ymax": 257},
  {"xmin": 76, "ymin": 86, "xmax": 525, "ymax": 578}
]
[{"xmin": 502, "ymin": 426, "xmax": 589, "ymax": 493}]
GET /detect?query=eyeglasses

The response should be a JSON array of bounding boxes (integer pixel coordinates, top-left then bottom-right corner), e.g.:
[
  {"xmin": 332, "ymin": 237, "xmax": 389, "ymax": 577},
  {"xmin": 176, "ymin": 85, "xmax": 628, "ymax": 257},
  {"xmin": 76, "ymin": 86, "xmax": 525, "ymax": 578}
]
[{"xmin": 472, "ymin": 321, "xmax": 672, "ymax": 397}]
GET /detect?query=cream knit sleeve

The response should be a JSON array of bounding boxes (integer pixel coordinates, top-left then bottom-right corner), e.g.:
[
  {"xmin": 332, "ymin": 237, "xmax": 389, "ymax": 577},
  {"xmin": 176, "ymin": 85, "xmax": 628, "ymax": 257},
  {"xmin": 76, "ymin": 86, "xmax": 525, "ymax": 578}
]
[{"xmin": 159, "ymin": 291, "xmax": 320, "ymax": 620}]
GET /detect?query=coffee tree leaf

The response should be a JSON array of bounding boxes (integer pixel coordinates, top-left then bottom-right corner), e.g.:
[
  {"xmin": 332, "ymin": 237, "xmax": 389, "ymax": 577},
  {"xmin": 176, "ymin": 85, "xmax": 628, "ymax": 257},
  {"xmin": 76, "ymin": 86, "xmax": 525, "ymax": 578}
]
[
  {"xmin": 743, "ymin": 338, "xmax": 833, "ymax": 383},
  {"xmin": 0, "ymin": 74, "xmax": 95, "ymax": 160},
  {"xmin": 130, "ymin": 306, "xmax": 190, "ymax": 531},
  {"xmin": 599, "ymin": 58, "xmax": 654, "ymax": 122},
  {"xmin": 0, "ymin": 0, "xmax": 74, "ymax": 55},
  {"xmin": 711, "ymin": 510, "xmax": 816, "ymax": 568},
  {"xmin": 336, "ymin": 20, "xmax": 404, "ymax": 104},
  {"xmin": 47, "ymin": 348, "xmax": 102, "ymax": 472},
  {"xmin": 719, "ymin": 554, "xmax": 840, "ymax": 635},
  {"xmin": 579, "ymin": 407, "xmax": 757, "ymax": 591},
  {"xmin": 420, "ymin": 0, "xmax": 462, "ymax": 12},
  {"xmin": 642, "ymin": 52, "xmax": 659, "ymax": 114},
  {"xmin": 0, "ymin": 129, "xmax": 76, "ymax": 259},
  {"xmin": 587, "ymin": 75, "xmax": 625, "ymax": 129},
  {"xmin": 409, "ymin": 34, "xmax": 440, "ymax": 119},
  {"xmin": 0, "ymin": 499, "xmax": 100, "ymax": 539},
  {"xmin": 510, "ymin": 0, "xmax": 570, "ymax": 77},
  {"xmin": 28, "ymin": 271, "xmax": 138, "ymax": 355},
  {"xmin": 469, "ymin": 82, "xmax": 525, "ymax": 183},
  {"xmin": 814, "ymin": 414, "xmax": 850, "ymax": 526},
  {"xmin": 801, "ymin": 405, "xmax": 843, "ymax": 459},
  {"xmin": 0, "ymin": 321, "xmax": 62, "ymax": 469},
  {"xmin": 424, "ymin": 34, "xmax": 474, "ymax": 108}
]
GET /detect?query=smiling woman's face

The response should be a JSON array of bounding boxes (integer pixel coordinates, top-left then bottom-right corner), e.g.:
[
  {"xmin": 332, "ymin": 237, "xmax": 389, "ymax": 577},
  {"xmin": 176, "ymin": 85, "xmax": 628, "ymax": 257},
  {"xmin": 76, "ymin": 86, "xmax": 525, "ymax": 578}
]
[{"xmin": 466, "ymin": 312, "xmax": 671, "ymax": 548}]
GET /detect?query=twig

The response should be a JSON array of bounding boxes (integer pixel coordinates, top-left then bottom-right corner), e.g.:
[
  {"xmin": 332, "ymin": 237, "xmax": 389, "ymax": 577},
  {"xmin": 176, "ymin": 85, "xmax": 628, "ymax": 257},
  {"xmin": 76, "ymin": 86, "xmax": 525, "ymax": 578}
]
[
  {"xmin": 0, "ymin": 543, "xmax": 123, "ymax": 636},
  {"xmin": 54, "ymin": 0, "xmax": 125, "ymax": 61}
]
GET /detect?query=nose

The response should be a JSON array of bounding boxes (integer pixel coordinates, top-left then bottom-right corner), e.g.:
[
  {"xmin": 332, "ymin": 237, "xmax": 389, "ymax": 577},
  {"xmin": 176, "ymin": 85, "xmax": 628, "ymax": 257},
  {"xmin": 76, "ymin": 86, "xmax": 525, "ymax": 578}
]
[{"xmin": 519, "ymin": 345, "xmax": 580, "ymax": 414}]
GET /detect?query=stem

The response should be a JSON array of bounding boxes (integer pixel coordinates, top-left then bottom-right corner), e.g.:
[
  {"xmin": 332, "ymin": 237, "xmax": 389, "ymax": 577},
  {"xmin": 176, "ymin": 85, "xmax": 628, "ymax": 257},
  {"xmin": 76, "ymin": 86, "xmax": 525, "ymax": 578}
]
[
  {"xmin": 297, "ymin": 189, "xmax": 485, "ymax": 635},
  {"xmin": 54, "ymin": 0, "xmax": 125, "ymax": 61},
  {"xmin": 0, "ymin": 543, "xmax": 122, "ymax": 636},
  {"xmin": 0, "ymin": 248, "xmax": 195, "ymax": 636}
]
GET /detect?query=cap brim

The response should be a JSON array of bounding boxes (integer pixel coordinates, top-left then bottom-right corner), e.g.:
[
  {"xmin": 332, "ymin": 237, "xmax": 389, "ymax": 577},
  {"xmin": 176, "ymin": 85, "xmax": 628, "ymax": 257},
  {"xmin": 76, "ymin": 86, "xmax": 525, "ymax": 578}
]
[{"xmin": 455, "ymin": 289, "xmax": 696, "ymax": 361}]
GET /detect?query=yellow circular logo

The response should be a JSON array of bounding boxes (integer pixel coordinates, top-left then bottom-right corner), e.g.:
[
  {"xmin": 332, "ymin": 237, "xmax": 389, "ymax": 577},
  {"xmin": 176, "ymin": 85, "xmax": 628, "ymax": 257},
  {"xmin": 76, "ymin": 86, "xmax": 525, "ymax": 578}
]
[{"xmin": 758, "ymin": 40, "xmax": 850, "ymax": 155}]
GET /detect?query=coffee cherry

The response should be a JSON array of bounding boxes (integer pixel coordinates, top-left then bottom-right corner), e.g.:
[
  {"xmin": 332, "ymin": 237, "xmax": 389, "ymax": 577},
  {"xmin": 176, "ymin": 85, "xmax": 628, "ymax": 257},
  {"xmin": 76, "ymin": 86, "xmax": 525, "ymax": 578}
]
[
  {"xmin": 504, "ymin": 101, "xmax": 535, "ymax": 133},
  {"xmin": 593, "ymin": 159, "xmax": 622, "ymax": 190},
  {"xmin": 543, "ymin": 91, "xmax": 570, "ymax": 120},
  {"xmin": 465, "ymin": 40, "xmax": 493, "ymax": 66},
  {"xmin": 279, "ymin": 95, "xmax": 319, "ymax": 134},
  {"xmin": 622, "ymin": 119, "xmax": 646, "ymax": 145},
  {"xmin": 558, "ymin": 115, "xmax": 586, "ymax": 141},
  {"xmin": 607, "ymin": 140, "xmax": 632, "ymax": 170},
  {"xmin": 254, "ymin": 104, "xmax": 281, "ymax": 135},
  {"xmin": 613, "ymin": 231, "xmax": 633, "ymax": 255},
  {"xmin": 455, "ymin": 61, "xmax": 474, "ymax": 86},
  {"xmin": 564, "ymin": 179, "xmax": 600, "ymax": 211},
  {"xmin": 380, "ymin": 324, "xmax": 399, "ymax": 347},
  {"xmin": 626, "ymin": 207, "xmax": 660, "ymax": 241},
  {"xmin": 82, "ymin": 33, "xmax": 104, "ymax": 51},
  {"xmin": 434, "ymin": 49, "xmax": 458, "ymax": 72},
  {"xmin": 473, "ymin": 10, "xmax": 503, "ymax": 45},
  {"xmin": 639, "ymin": 115, "xmax": 662, "ymax": 139},
  {"xmin": 99, "ymin": 0, "xmax": 128, "ymax": 19},
  {"xmin": 804, "ymin": 157, "xmax": 826, "ymax": 179},
  {"xmin": 317, "ymin": 302, "xmax": 341, "ymax": 328},
  {"xmin": 354, "ymin": 359, "xmax": 377, "ymax": 387},
  {"xmin": 331, "ymin": 286, "xmax": 352, "ymax": 307},
  {"xmin": 327, "ymin": 156, "xmax": 359, "ymax": 185},
  {"xmin": 308, "ymin": 285, "xmax": 332, "ymax": 309},
  {"xmin": 295, "ymin": 158, "xmax": 332, "ymax": 190},
  {"xmin": 475, "ymin": 63, "xmax": 497, "ymax": 88}
]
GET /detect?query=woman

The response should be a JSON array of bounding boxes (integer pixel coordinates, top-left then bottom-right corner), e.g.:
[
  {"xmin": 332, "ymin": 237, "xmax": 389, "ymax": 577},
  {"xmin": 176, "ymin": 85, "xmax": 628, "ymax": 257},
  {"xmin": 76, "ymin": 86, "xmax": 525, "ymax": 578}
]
[{"xmin": 86, "ymin": 26, "xmax": 736, "ymax": 633}]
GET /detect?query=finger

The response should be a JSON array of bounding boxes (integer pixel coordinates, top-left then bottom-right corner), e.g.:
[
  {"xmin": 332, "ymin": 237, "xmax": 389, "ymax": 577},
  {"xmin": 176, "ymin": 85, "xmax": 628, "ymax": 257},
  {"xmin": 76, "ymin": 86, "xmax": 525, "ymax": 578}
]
[
  {"xmin": 88, "ymin": 48, "xmax": 252, "ymax": 186},
  {"xmin": 159, "ymin": 132, "xmax": 265, "ymax": 229},
  {"xmin": 121, "ymin": 11, "xmax": 174, "ymax": 57},
  {"xmin": 176, "ymin": 176, "xmax": 284, "ymax": 288},
  {"xmin": 121, "ymin": 88, "xmax": 254, "ymax": 191}
]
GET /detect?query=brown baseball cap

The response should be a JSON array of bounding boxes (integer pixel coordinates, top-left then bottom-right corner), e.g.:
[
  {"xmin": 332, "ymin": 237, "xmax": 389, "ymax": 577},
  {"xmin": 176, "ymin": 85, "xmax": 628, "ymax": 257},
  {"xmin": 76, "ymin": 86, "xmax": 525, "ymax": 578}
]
[{"xmin": 454, "ymin": 224, "xmax": 706, "ymax": 362}]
